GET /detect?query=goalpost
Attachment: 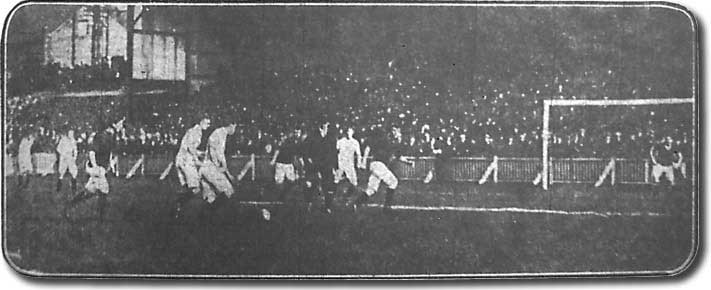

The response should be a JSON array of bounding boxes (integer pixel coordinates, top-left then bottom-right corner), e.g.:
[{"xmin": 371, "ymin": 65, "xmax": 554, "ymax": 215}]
[{"xmin": 541, "ymin": 98, "xmax": 695, "ymax": 190}]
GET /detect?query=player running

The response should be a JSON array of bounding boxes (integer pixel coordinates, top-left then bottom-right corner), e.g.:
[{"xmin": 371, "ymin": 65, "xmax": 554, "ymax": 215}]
[
  {"xmin": 305, "ymin": 121, "xmax": 338, "ymax": 213},
  {"xmin": 424, "ymin": 135, "xmax": 449, "ymax": 185},
  {"xmin": 348, "ymin": 127, "xmax": 415, "ymax": 213},
  {"xmin": 173, "ymin": 117, "xmax": 211, "ymax": 218},
  {"xmin": 66, "ymin": 118, "xmax": 124, "ymax": 221},
  {"xmin": 650, "ymin": 136, "xmax": 683, "ymax": 186},
  {"xmin": 296, "ymin": 128, "xmax": 318, "ymax": 210},
  {"xmin": 56, "ymin": 128, "xmax": 78, "ymax": 193},
  {"xmin": 335, "ymin": 127, "xmax": 362, "ymax": 198}
]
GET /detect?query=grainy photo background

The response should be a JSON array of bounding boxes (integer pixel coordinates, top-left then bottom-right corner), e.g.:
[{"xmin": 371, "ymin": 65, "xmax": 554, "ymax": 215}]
[{"xmin": 0, "ymin": 3, "xmax": 704, "ymax": 282}]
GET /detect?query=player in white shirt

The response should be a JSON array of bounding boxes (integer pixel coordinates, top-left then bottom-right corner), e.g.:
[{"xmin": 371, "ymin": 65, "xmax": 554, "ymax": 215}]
[
  {"xmin": 17, "ymin": 130, "xmax": 36, "ymax": 189},
  {"xmin": 200, "ymin": 123, "xmax": 237, "ymax": 204},
  {"xmin": 335, "ymin": 127, "xmax": 362, "ymax": 197},
  {"xmin": 173, "ymin": 117, "xmax": 211, "ymax": 218},
  {"xmin": 56, "ymin": 129, "xmax": 78, "ymax": 193},
  {"xmin": 201, "ymin": 122, "xmax": 274, "ymax": 222}
]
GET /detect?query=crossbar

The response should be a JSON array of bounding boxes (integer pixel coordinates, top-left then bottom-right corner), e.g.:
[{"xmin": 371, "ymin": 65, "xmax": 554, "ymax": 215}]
[{"xmin": 544, "ymin": 98, "xmax": 693, "ymax": 107}]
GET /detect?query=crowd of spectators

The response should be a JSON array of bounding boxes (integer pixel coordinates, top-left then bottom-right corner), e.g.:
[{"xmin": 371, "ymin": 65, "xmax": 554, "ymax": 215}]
[
  {"xmin": 5, "ymin": 60, "xmax": 693, "ymax": 160},
  {"xmin": 7, "ymin": 57, "xmax": 127, "ymax": 96}
]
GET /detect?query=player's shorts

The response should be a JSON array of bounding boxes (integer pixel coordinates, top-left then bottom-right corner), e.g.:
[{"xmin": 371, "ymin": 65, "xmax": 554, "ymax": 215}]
[
  {"xmin": 366, "ymin": 161, "xmax": 398, "ymax": 196},
  {"xmin": 85, "ymin": 165, "xmax": 109, "ymax": 194},
  {"xmin": 274, "ymin": 162, "xmax": 296, "ymax": 184},
  {"xmin": 18, "ymin": 153, "xmax": 32, "ymax": 174},
  {"xmin": 652, "ymin": 164, "xmax": 675, "ymax": 185},
  {"xmin": 335, "ymin": 162, "xmax": 358, "ymax": 186},
  {"xmin": 175, "ymin": 152, "xmax": 200, "ymax": 189},
  {"xmin": 58, "ymin": 155, "xmax": 78, "ymax": 178},
  {"xmin": 199, "ymin": 162, "xmax": 234, "ymax": 204}
]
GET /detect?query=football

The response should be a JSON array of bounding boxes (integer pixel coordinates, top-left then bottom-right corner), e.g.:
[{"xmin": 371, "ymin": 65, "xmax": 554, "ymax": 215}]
[{"xmin": 261, "ymin": 208, "xmax": 271, "ymax": 221}]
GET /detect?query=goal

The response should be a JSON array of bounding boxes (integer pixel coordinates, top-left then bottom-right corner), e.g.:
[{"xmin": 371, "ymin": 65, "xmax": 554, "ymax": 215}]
[{"xmin": 541, "ymin": 98, "xmax": 695, "ymax": 190}]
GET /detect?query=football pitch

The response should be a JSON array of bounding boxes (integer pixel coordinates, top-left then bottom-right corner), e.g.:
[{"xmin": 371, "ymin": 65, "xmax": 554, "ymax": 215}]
[{"xmin": 2, "ymin": 175, "xmax": 695, "ymax": 277}]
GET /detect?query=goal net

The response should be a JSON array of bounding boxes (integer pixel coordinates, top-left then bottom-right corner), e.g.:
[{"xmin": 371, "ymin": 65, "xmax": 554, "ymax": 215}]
[{"xmin": 541, "ymin": 98, "xmax": 694, "ymax": 190}]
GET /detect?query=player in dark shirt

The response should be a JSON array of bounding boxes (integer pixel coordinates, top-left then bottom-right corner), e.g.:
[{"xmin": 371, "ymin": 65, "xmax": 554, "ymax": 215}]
[
  {"xmin": 91, "ymin": 128, "xmax": 115, "ymax": 169},
  {"xmin": 348, "ymin": 128, "xmax": 414, "ymax": 213},
  {"xmin": 270, "ymin": 132, "xmax": 300, "ymax": 201},
  {"xmin": 296, "ymin": 129, "xmax": 320, "ymax": 210},
  {"xmin": 425, "ymin": 135, "xmax": 450, "ymax": 185},
  {"xmin": 66, "ymin": 118, "xmax": 124, "ymax": 222},
  {"xmin": 235, "ymin": 129, "xmax": 258, "ymax": 182},
  {"xmin": 120, "ymin": 129, "xmax": 145, "ymax": 179},
  {"xmin": 304, "ymin": 121, "xmax": 338, "ymax": 213},
  {"xmin": 650, "ymin": 136, "xmax": 682, "ymax": 186}
]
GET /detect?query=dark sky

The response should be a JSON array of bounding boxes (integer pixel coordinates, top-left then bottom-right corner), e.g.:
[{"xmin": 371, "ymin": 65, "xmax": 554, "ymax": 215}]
[
  {"xmin": 7, "ymin": 4, "xmax": 695, "ymax": 96},
  {"xmin": 195, "ymin": 5, "xmax": 694, "ymax": 97},
  {"xmin": 6, "ymin": 4, "xmax": 79, "ymax": 43}
]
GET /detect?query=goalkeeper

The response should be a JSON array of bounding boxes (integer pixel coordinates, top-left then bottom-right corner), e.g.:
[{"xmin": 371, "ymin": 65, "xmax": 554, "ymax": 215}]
[{"xmin": 649, "ymin": 136, "xmax": 683, "ymax": 186}]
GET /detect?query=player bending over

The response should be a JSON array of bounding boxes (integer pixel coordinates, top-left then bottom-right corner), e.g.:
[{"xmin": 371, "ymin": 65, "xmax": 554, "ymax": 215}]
[
  {"xmin": 66, "ymin": 118, "xmax": 124, "ymax": 221},
  {"xmin": 347, "ymin": 128, "xmax": 415, "ymax": 213},
  {"xmin": 649, "ymin": 136, "xmax": 683, "ymax": 186},
  {"xmin": 173, "ymin": 117, "xmax": 211, "ymax": 218},
  {"xmin": 200, "ymin": 122, "xmax": 237, "ymax": 205},
  {"xmin": 56, "ymin": 128, "xmax": 79, "ymax": 193}
]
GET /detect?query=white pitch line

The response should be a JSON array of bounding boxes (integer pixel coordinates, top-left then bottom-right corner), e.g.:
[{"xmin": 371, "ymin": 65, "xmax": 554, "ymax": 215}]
[
  {"xmin": 236, "ymin": 201, "xmax": 668, "ymax": 218},
  {"xmin": 238, "ymin": 201, "xmax": 285, "ymax": 206},
  {"xmin": 364, "ymin": 204, "xmax": 669, "ymax": 218}
]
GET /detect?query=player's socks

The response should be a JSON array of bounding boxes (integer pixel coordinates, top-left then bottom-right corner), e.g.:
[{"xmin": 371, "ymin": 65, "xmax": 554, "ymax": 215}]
[
  {"xmin": 197, "ymin": 201, "xmax": 217, "ymax": 224},
  {"xmin": 348, "ymin": 191, "xmax": 369, "ymax": 211},
  {"xmin": 205, "ymin": 200, "xmax": 222, "ymax": 224},
  {"xmin": 56, "ymin": 179, "xmax": 63, "ymax": 192},
  {"xmin": 345, "ymin": 183, "xmax": 355, "ymax": 197},
  {"xmin": 359, "ymin": 191, "xmax": 370, "ymax": 205},
  {"xmin": 20, "ymin": 176, "xmax": 30, "ymax": 189},
  {"xmin": 303, "ymin": 182, "xmax": 314, "ymax": 203},
  {"xmin": 67, "ymin": 191, "xmax": 94, "ymax": 208},
  {"xmin": 283, "ymin": 181, "xmax": 294, "ymax": 202},
  {"xmin": 211, "ymin": 195, "xmax": 226, "ymax": 214},
  {"xmin": 383, "ymin": 188, "xmax": 395, "ymax": 212},
  {"xmin": 71, "ymin": 178, "xmax": 77, "ymax": 192},
  {"xmin": 302, "ymin": 183, "xmax": 311, "ymax": 202},
  {"xmin": 68, "ymin": 191, "xmax": 84, "ymax": 203},
  {"xmin": 257, "ymin": 184, "xmax": 265, "ymax": 201},
  {"xmin": 323, "ymin": 191, "xmax": 334, "ymax": 213},
  {"xmin": 17, "ymin": 176, "xmax": 23, "ymax": 188},
  {"xmin": 173, "ymin": 189, "xmax": 194, "ymax": 218},
  {"xmin": 275, "ymin": 183, "xmax": 285, "ymax": 201},
  {"xmin": 97, "ymin": 194, "xmax": 107, "ymax": 222},
  {"xmin": 197, "ymin": 206, "xmax": 209, "ymax": 224}
]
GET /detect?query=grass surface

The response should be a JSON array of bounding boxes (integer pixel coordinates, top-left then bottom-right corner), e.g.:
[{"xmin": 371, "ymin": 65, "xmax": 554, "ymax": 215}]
[{"xmin": 2, "ymin": 174, "xmax": 696, "ymax": 277}]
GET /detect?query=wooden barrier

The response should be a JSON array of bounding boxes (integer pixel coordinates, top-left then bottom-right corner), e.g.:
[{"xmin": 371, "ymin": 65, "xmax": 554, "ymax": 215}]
[{"xmin": 3, "ymin": 153, "xmax": 658, "ymax": 185}]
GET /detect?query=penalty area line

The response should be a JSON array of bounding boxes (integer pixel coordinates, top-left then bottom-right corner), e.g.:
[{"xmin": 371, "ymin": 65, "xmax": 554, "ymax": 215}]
[{"xmin": 236, "ymin": 201, "xmax": 668, "ymax": 218}]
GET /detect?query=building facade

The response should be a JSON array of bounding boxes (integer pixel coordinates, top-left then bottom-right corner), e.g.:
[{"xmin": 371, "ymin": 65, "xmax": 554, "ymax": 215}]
[
  {"xmin": 41, "ymin": 5, "xmax": 224, "ymax": 91},
  {"xmin": 44, "ymin": 6, "xmax": 127, "ymax": 68}
]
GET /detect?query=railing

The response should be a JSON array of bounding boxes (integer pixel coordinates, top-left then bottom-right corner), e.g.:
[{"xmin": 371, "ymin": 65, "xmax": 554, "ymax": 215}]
[
  {"xmin": 550, "ymin": 158, "xmax": 608, "ymax": 184},
  {"xmin": 616, "ymin": 158, "xmax": 649, "ymax": 184},
  {"xmin": 498, "ymin": 157, "xmax": 541, "ymax": 183},
  {"xmin": 4, "ymin": 153, "xmax": 665, "ymax": 186}
]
